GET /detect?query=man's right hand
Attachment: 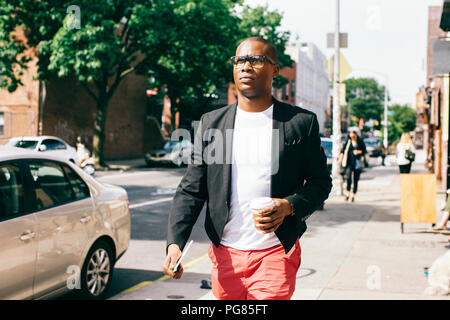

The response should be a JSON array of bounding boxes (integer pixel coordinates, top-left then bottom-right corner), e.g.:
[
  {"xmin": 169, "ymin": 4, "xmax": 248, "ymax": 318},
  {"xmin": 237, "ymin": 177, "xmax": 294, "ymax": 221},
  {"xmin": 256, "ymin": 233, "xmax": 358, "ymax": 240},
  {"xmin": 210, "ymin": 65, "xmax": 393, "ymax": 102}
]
[{"xmin": 163, "ymin": 244, "xmax": 183, "ymax": 279}]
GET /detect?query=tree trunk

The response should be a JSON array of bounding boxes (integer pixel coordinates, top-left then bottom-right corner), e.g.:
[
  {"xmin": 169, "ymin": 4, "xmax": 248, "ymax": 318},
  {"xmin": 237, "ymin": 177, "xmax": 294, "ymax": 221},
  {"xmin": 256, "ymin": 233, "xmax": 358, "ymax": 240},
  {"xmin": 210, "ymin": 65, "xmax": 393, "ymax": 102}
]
[
  {"xmin": 169, "ymin": 95, "xmax": 178, "ymax": 135},
  {"xmin": 92, "ymin": 98, "xmax": 109, "ymax": 167}
]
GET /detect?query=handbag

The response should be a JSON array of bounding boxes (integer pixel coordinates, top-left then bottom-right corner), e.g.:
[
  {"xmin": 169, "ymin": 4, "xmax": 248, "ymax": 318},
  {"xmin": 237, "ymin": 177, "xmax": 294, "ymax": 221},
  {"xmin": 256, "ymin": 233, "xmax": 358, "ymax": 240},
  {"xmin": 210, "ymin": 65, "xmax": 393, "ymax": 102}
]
[
  {"xmin": 405, "ymin": 149, "xmax": 415, "ymax": 162},
  {"xmin": 340, "ymin": 141, "xmax": 351, "ymax": 175}
]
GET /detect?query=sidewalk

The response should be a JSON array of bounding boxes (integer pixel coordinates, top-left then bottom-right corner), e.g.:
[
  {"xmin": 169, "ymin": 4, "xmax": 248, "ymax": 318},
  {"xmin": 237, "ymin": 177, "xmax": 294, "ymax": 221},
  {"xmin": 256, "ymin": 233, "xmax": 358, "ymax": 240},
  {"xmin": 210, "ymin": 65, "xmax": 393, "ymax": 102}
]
[{"xmin": 111, "ymin": 150, "xmax": 450, "ymax": 300}]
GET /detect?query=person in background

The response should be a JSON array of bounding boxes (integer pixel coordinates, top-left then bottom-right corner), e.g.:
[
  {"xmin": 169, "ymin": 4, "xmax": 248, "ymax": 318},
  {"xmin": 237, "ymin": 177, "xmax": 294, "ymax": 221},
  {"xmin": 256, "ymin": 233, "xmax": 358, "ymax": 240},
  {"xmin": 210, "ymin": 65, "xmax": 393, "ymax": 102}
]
[
  {"xmin": 396, "ymin": 133, "xmax": 415, "ymax": 174},
  {"xmin": 380, "ymin": 144, "xmax": 388, "ymax": 166},
  {"xmin": 338, "ymin": 130, "xmax": 367, "ymax": 202}
]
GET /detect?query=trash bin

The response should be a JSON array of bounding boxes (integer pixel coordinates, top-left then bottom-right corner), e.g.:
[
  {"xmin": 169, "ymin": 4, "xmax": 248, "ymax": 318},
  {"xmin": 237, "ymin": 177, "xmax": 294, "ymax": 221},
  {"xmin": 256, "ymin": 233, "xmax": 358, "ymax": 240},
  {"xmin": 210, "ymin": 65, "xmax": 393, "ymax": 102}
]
[{"xmin": 400, "ymin": 173, "xmax": 436, "ymax": 233}]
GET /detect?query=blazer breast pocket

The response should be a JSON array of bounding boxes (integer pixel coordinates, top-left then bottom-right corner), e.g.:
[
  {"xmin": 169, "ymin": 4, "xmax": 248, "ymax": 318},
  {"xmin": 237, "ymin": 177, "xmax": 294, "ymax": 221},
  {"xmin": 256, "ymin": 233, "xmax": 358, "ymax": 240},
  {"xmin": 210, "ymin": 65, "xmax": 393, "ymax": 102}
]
[
  {"xmin": 284, "ymin": 136, "xmax": 303, "ymax": 146},
  {"xmin": 283, "ymin": 136, "xmax": 303, "ymax": 162}
]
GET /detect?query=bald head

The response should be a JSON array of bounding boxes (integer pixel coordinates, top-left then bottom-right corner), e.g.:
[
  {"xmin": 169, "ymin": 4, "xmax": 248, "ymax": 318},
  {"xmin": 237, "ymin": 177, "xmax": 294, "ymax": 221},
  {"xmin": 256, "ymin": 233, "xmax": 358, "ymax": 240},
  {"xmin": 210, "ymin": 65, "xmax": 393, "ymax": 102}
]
[{"xmin": 237, "ymin": 37, "xmax": 278, "ymax": 64}]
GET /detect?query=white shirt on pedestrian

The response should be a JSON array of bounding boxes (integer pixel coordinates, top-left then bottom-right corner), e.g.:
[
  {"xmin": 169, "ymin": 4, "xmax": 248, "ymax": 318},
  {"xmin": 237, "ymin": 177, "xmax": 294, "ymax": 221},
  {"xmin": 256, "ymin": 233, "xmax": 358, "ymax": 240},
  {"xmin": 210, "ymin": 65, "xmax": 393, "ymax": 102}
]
[
  {"xmin": 220, "ymin": 104, "xmax": 281, "ymax": 250},
  {"xmin": 396, "ymin": 142, "xmax": 415, "ymax": 166}
]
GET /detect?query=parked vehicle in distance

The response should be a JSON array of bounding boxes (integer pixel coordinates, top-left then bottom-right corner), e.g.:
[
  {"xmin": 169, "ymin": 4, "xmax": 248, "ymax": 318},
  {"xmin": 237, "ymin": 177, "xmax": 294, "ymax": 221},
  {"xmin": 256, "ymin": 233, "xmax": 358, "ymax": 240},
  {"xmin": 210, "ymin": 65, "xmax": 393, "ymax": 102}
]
[
  {"xmin": 5, "ymin": 136, "xmax": 79, "ymax": 166},
  {"xmin": 145, "ymin": 140, "xmax": 193, "ymax": 167},
  {"xmin": 320, "ymin": 137, "xmax": 333, "ymax": 173},
  {"xmin": 0, "ymin": 146, "xmax": 130, "ymax": 300},
  {"xmin": 364, "ymin": 137, "xmax": 383, "ymax": 157}
]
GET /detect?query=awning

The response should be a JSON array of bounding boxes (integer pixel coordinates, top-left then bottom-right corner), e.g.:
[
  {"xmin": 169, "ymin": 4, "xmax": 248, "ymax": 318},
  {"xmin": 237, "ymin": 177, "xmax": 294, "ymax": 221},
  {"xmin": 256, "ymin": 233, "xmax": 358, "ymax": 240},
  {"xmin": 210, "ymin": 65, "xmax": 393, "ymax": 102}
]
[{"xmin": 440, "ymin": 0, "xmax": 450, "ymax": 31}]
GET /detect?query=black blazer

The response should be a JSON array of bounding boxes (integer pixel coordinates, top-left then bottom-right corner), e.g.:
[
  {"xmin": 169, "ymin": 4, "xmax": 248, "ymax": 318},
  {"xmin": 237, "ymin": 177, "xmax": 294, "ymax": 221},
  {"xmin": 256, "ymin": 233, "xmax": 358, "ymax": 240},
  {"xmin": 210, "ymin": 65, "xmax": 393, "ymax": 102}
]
[{"xmin": 167, "ymin": 98, "xmax": 332, "ymax": 253}]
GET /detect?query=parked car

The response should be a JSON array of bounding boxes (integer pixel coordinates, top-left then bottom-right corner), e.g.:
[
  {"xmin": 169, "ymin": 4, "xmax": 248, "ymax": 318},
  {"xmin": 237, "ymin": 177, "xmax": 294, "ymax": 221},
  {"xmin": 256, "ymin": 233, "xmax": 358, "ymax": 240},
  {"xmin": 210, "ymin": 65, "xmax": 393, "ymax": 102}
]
[
  {"xmin": 5, "ymin": 136, "xmax": 79, "ymax": 166},
  {"xmin": 364, "ymin": 137, "xmax": 383, "ymax": 157},
  {"xmin": 145, "ymin": 140, "xmax": 193, "ymax": 167},
  {"xmin": 320, "ymin": 137, "xmax": 333, "ymax": 173},
  {"xmin": 0, "ymin": 146, "xmax": 130, "ymax": 300}
]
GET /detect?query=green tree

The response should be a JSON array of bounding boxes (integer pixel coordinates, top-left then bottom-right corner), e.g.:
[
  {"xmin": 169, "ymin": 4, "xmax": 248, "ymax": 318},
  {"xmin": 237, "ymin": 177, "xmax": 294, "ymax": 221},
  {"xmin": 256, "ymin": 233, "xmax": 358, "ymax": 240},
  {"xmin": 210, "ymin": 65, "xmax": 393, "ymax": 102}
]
[
  {"xmin": 141, "ymin": 0, "xmax": 241, "ymax": 133},
  {"xmin": 0, "ymin": 0, "xmax": 292, "ymax": 164},
  {"xmin": 238, "ymin": 4, "xmax": 293, "ymax": 89},
  {"xmin": 1, "ymin": 0, "xmax": 167, "ymax": 165},
  {"xmin": 385, "ymin": 104, "xmax": 416, "ymax": 144},
  {"xmin": 343, "ymin": 77, "xmax": 387, "ymax": 122},
  {"xmin": 0, "ymin": 0, "xmax": 240, "ymax": 165}
]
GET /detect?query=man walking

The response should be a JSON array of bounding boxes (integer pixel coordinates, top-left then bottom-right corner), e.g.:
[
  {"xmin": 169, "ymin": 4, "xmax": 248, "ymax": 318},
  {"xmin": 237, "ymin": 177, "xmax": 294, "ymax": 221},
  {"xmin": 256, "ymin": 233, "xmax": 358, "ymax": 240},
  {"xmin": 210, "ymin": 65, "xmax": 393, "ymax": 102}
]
[{"xmin": 162, "ymin": 37, "xmax": 332, "ymax": 300}]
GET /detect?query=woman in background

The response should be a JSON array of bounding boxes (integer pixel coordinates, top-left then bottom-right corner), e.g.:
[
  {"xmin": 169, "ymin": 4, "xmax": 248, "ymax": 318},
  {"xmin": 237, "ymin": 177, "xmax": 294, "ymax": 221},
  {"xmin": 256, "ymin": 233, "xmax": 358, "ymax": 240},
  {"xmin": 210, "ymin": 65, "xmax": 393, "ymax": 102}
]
[
  {"xmin": 396, "ymin": 133, "xmax": 415, "ymax": 174},
  {"xmin": 338, "ymin": 130, "xmax": 367, "ymax": 202}
]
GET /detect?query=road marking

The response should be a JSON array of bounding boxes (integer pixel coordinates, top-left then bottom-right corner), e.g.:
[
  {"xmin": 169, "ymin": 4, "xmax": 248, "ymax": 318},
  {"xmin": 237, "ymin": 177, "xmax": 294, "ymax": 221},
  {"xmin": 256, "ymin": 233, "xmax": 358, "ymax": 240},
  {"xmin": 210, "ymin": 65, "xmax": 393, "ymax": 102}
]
[
  {"xmin": 117, "ymin": 253, "xmax": 209, "ymax": 296},
  {"xmin": 121, "ymin": 281, "xmax": 152, "ymax": 294},
  {"xmin": 155, "ymin": 253, "xmax": 208, "ymax": 283},
  {"xmin": 129, "ymin": 197, "xmax": 173, "ymax": 209}
]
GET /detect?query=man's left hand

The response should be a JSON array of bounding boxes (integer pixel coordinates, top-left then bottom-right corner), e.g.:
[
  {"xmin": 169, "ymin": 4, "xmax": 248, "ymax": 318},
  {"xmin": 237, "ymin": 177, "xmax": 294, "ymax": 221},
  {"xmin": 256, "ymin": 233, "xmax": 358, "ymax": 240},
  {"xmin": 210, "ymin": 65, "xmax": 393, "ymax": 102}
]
[{"xmin": 253, "ymin": 198, "xmax": 293, "ymax": 234}]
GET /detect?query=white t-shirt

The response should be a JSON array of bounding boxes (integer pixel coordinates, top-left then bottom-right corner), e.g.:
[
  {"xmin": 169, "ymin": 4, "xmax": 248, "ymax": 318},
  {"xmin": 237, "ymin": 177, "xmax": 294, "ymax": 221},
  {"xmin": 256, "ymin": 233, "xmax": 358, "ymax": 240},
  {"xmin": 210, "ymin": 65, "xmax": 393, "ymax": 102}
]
[
  {"xmin": 396, "ymin": 142, "xmax": 415, "ymax": 166},
  {"xmin": 220, "ymin": 105, "xmax": 281, "ymax": 250}
]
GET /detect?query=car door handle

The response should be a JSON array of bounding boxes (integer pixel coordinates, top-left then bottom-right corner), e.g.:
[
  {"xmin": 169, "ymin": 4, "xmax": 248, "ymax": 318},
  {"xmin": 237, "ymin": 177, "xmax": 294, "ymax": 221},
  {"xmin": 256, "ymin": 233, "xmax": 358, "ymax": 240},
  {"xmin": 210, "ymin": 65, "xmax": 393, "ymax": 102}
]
[
  {"xmin": 80, "ymin": 216, "xmax": 92, "ymax": 224},
  {"xmin": 20, "ymin": 231, "xmax": 36, "ymax": 241}
]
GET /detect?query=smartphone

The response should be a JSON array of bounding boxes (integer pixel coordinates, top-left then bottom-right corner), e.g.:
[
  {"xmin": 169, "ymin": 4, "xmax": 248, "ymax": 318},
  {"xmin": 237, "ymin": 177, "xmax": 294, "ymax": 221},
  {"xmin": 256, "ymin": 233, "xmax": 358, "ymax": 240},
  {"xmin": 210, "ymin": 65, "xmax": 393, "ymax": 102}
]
[{"xmin": 173, "ymin": 240, "xmax": 194, "ymax": 273}]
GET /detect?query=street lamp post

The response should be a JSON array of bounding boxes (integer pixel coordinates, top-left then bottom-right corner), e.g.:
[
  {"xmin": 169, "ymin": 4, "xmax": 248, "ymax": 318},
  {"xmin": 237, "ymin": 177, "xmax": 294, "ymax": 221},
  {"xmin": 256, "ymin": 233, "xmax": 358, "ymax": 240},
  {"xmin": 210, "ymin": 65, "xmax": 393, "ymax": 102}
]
[
  {"xmin": 383, "ymin": 81, "xmax": 389, "ymax": 149},
  {"xmin": 331, "ymin": 0, "xmax": 342, "ymax": 195}
]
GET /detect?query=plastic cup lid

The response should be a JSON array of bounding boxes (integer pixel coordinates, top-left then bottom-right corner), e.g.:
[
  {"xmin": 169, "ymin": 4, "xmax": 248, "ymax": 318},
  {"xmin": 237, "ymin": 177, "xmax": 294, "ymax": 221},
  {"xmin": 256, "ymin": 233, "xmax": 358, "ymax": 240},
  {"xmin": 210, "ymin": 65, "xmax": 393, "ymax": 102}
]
[{"xmin": 250, "ymin": 197, "xmax": 274, "ymax": 210}]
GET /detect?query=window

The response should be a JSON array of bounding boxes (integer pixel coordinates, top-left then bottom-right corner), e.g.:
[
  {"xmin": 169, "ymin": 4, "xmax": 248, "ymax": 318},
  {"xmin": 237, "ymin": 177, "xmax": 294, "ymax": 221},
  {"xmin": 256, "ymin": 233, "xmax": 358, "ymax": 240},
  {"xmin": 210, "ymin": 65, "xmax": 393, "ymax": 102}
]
[
  {"xmin": 11, "ymin": 140, "xmax": 39, "ymax": 150},
  {"xmin": 29, "ymin": 161, "xmax": 74, "ymax": 210},
  {"xmin": 291, "ymin": 80, "xmax": 295, "ymax": 98},
  {"xmin": 41, "ymin": 139, "xmax": 67, "ymax": 151},
  {"xmin": 0, "ymin": 163, "xmax": 24, "ymax": 218},
  {"xmin": 28, "ymin": 160, "xmax": 90, "ymax": 210},
  {"xmin": 62, "ymin": 165, "xmax": 90, "ymax": 200},
  {"xmin": 0, "ymin": 112, "xmax": 4, "ymax": 136}
]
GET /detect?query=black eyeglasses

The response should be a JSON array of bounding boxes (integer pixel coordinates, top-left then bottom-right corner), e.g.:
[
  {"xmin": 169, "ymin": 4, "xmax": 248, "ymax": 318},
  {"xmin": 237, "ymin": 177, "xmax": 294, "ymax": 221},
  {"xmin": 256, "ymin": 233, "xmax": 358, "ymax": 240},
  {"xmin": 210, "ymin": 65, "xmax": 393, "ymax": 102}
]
[{"xmin": 230, "ymin": 55, "xmax": 276, "ymax": 69}]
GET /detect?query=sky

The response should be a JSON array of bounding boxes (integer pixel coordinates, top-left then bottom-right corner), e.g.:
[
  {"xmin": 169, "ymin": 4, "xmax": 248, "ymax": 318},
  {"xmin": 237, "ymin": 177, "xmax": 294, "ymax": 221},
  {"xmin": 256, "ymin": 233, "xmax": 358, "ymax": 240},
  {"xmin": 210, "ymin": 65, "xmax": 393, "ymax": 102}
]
[{"xmin": 244, "ymin": 0, "xmax": 445, "ymax": 107}]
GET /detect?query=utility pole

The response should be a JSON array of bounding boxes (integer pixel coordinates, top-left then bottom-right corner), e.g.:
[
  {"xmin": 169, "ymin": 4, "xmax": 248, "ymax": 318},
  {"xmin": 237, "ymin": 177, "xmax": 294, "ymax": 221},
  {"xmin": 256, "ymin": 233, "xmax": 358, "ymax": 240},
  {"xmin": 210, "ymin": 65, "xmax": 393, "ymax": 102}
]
[{"xmin": 331, "ymin": 0, "xmax": 342, "ymax": 194}]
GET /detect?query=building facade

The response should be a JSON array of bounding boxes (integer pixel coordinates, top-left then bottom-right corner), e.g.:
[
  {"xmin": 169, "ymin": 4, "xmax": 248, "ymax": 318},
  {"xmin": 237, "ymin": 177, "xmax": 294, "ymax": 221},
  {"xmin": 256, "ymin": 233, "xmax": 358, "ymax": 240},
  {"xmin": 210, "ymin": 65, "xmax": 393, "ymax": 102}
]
[
  {"xmin": 0, "ymin": 61, "xmax": 163, "ymax": 160},
  {"xmin": 290, "ymin": 42, "xmax": 330, "ymax": 134},
  {"xmin": 420, "ymin": 3, "xmax": 450, "ymax": 191},
  {"xmin": 0, "ymin": 57, "xmax": 40, "ymax": 145}
]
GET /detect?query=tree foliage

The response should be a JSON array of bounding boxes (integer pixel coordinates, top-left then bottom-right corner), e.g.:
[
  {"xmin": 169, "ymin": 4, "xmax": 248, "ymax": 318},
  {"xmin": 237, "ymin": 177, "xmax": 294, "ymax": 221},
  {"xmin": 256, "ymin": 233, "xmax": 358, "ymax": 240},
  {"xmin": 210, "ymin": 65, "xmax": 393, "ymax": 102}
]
[
  {"xmin": 238, "ymin": 4, "xmax": 293, "ymax": 88},
  {"xmin": 387, "ymin": 104, "xmax": 416, "ymax": 144},
  {"xmin": 0, "ymin": 0, "xmax": 292, "ymax": 163},
  {"xmin": 343, "ymin": 77, "xmax": 387, "ymax": 122}
]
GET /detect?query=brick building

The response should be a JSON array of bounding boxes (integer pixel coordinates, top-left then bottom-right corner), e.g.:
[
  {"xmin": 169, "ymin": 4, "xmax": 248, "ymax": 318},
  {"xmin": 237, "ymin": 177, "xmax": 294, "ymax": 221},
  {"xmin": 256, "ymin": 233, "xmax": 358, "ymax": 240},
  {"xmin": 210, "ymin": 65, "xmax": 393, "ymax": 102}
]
[
  {"xmin": 0, "ymin": 60, "xmax": 163, "ymax": 160},
  {"xmin": 0, "ymin": 57, "xmax": 40, "ymax": 144},
  {"xmin": 420, "ymin": 2, "xmax": 450, "ymax": 191}
]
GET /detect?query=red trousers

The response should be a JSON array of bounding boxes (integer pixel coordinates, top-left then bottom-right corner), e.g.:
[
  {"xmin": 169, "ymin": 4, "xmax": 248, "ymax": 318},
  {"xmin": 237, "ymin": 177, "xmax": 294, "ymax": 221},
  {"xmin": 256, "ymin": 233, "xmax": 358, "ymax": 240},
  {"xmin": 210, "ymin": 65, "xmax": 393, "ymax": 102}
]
[{"xmin": 208, "ymin": 240, "xmax": 301, "ymax": 300}]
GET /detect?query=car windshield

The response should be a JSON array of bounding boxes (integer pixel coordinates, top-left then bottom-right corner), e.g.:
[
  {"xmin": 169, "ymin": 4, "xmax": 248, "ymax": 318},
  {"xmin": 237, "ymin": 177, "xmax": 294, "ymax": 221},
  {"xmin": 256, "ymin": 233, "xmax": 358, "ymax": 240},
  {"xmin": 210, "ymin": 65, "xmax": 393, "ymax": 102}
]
[
  {"xmin": 163, "ymin": 141, "xmax": 180, "ymax": 151},
  {"xmin": 9, "ymin": 140, "xmax": 38, "ymax": 149},
  {"xmin": 321, "ymin": 140, "xmax": 333, "ymax": 158}
]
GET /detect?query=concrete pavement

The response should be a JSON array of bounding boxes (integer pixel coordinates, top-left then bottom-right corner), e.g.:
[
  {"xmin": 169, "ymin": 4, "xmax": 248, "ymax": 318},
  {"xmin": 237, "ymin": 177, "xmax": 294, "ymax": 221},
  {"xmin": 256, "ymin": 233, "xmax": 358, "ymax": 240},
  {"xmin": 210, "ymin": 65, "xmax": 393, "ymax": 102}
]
[{"xmin": 110, "ymin": 151, "xmax": 450, "ymax": 300}]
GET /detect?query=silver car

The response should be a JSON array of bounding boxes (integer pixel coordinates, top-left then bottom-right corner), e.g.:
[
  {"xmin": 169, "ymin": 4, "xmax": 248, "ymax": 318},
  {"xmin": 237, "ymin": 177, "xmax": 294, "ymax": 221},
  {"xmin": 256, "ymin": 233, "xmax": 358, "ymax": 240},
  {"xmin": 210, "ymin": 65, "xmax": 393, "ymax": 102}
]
[
  {"xmin": 145, "ymin": 140, "xmax": 193, "ymax": 167},
  {"xmin": 0, "ymin": 146, "xmax": 130, "ymax": 300}
]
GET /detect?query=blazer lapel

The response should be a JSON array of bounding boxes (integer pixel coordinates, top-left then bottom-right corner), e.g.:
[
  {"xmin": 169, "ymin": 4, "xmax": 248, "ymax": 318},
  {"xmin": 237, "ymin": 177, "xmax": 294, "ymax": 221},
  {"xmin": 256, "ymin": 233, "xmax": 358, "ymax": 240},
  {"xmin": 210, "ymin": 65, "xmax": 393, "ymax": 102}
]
[
  {"xmin": 222, "ymin": 99, "xmax": 286, "ymax": 202},
  {"xmin": 271, "ymin": 99, "xmax": 286, "ymax": 198},
  {"xmin": 223, "ymin": 102, "xmax": 237, "ymax": 208}
]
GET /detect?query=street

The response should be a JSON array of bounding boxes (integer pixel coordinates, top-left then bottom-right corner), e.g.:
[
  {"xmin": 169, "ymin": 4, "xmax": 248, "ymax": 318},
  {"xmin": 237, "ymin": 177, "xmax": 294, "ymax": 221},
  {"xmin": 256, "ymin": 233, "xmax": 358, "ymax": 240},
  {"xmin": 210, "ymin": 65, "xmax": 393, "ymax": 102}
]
[
  {"xmin": 60, "ymin": 154, "xmax": 450, "ymax": 300},
  {"xmin": 61, "ymin": 165, "xmax": 211, "ymax": 300}
]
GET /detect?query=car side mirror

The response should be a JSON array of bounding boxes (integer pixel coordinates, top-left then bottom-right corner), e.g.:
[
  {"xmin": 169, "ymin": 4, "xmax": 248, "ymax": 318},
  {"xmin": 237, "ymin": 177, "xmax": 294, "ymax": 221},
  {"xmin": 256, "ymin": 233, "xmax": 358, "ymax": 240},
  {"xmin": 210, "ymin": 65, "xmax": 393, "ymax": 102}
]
[{"xmin": 38, "ymin": 145, "xmax": 47, "ymax": 152}]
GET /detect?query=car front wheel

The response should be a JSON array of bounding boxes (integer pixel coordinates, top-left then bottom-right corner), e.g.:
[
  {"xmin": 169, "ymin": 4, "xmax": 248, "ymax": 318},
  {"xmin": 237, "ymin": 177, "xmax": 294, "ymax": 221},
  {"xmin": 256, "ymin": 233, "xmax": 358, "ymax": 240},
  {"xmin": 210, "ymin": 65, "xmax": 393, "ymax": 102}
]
[{"xmin": 80, "ymin": 240, "xmax": 115, "ymax": 300}]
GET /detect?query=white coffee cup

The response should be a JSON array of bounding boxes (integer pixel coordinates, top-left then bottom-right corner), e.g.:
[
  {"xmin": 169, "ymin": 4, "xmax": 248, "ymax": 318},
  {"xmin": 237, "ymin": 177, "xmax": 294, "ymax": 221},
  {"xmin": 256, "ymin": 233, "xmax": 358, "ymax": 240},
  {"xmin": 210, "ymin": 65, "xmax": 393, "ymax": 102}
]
[{"xmin": 250, "ymin": 197, "xmax": 274, "ymax": 231}]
